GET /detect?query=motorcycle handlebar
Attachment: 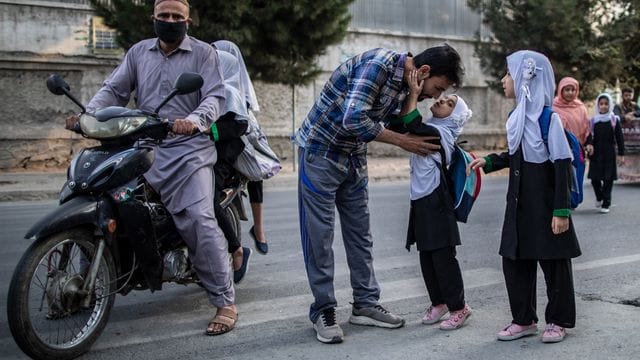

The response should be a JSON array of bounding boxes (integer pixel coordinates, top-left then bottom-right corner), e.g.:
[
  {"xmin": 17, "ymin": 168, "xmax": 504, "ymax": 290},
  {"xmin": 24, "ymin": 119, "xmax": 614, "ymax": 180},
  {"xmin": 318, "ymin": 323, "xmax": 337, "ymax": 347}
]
[{"xmin": 165, "ymin": 119, "xmax": 202, "ymax": 136}]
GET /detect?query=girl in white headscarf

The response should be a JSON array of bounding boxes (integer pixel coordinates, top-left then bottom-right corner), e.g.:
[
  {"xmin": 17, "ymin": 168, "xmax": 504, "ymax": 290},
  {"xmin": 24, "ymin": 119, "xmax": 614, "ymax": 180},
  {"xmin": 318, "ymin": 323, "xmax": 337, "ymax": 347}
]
[
  {"xmin": 210, "ymin": 50, "xmax": 253, "ymax": 285},
  {"xmin": 213, "ymin": 40, "xmax": 271, "ymax": 255},
  {"xmin": 400, "ymin": 70, "xmax": 473, "ymax": 331},
  {"xmin": 214, "ymin": 40, "xmax": 260, "ymax": 112},
  {"xmin": 585, "ymin": 93, "xmax": 625, "ymax": 213},
  {"xmin": 467, "ymin": 50, "xmax": 581, "ymax": 343}
]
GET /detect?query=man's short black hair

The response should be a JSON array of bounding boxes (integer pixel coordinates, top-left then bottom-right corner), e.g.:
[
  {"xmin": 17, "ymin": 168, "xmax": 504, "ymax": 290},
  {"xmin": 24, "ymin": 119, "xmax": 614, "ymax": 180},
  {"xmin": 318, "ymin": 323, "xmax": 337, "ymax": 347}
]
[
  {"xmin": 622, "ymin": 87, "xmax": 634, "ymax": 94},
  {"xmin": 413, "ymin": 43, "xmax": 464, "ymax": 89}
]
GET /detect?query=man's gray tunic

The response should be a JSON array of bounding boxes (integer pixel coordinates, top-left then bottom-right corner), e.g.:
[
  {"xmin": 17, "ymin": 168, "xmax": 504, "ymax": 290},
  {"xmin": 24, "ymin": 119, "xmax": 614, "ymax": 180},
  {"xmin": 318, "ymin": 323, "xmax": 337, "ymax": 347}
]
[{"xmin": 87, "ymin": 36, "xmax": 234, "ymax": 306}]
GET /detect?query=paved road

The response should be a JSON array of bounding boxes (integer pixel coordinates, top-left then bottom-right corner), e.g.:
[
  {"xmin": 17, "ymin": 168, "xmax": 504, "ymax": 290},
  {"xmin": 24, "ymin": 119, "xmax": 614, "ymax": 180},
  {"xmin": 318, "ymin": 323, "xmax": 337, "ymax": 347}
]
[{"xmin": 1, "ymin": 178, "xmax": 639, "ymax": 359}]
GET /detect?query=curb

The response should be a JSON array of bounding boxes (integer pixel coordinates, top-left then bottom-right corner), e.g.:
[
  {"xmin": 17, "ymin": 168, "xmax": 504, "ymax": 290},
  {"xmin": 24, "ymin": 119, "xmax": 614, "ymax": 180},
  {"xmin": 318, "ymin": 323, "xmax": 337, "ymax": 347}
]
[{"xmin": 0, "ymin": 157, "xmax": 412, "ymax": 201}]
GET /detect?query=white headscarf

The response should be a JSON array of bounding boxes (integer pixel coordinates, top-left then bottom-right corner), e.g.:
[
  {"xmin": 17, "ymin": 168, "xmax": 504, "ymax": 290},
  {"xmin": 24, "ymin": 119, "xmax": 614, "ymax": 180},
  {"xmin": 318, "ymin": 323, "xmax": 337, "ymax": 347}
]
[
  {"xmin": 216, "ymin": 50, "xmax": 250, "ymax": 122},
  {"xmin": 214, "ymin": 40, "xmax": 260, "ymax": 112},
  {"xmin": 506, "ymin": 50, "xmax": 572, "ymax": 162},
  {"xmin": 592, "ymin": 93, "xmax": 618, "ymax": 124}
]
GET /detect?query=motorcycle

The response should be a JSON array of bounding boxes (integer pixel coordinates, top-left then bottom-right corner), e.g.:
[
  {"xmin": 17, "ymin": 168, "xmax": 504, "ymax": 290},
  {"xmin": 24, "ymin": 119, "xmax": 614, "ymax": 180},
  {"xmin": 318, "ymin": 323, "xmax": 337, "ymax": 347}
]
[{"xmin": 7, "ymin": 73, "xmax": 247, "ymax": 360}]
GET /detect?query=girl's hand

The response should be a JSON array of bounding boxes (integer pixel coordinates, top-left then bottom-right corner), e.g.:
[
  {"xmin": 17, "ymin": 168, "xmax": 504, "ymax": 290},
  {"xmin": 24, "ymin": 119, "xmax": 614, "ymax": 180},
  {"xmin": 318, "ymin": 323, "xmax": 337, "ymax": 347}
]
[
  {"xmin": 618, "ymin": 156, "xmax": 626, "ymax": 166},
  {"xmin": 407, "ymin": 70, "xmax": 423, "ymax": 100},
  {"xmin": 466, "ymin": 157, "xmax": 486, "ymax": 176},
  {"xmin": 585, "ymin": 144, "xmax": 594, "ymax": 156},
  {"xmin": 551, "ymin": 216, "xmax": 569, "ymax": 235}
]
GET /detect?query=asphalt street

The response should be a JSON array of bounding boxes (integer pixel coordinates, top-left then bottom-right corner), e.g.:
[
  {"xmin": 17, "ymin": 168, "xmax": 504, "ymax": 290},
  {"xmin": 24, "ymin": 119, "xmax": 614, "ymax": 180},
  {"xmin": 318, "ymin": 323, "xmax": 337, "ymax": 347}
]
[{"xmin": 0, "ymin": 177, "xmax": 639, "ymax": 359}]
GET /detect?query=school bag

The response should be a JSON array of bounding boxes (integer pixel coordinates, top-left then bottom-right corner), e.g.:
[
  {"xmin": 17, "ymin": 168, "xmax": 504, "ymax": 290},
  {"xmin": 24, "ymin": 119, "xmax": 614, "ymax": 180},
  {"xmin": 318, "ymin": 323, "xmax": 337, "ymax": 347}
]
[
  {"xmin": 233, "ymin": 112, "xmax": 281, "ymax": 181},
  {"xmin": 539, "ymin": 106, "xmax": 585, "ymax": 209},
  {"xmin": 440, "ymin": 143, "xmax": 482, "ymax": 223}
]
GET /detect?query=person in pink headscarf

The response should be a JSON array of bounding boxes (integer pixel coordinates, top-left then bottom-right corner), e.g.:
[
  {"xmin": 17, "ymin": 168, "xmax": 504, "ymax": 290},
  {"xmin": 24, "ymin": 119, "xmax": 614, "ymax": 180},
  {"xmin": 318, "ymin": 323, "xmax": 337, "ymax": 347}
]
[{"xmin": 552, "ymin": 77, "xmax": 590, "ymax": 145}]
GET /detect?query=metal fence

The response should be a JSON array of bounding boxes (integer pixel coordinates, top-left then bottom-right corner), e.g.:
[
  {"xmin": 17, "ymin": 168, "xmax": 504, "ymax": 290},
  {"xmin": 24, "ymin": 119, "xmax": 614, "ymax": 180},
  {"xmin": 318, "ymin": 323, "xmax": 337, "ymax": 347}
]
[
  {"xmin": 32, "ymin": 0, "xmax": 91, "ymax": 4},
  {"xmin": 36, "ymin": 0, "xmax": 486, "ymax": 40},
  {"xmin": 349, "ymin": 0, "xmax": 487, "ymax": 40},
  {"xmin": 31, "ymin": 0, "xmax": 144, "ymax": 5}
]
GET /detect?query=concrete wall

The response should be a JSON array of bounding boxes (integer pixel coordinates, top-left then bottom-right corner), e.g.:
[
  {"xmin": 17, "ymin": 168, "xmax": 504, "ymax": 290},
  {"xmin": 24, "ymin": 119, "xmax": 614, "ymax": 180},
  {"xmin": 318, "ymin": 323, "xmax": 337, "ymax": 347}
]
[
  {"xmin": 0, "ymin": 1, "xmax": 95, "ymax": 55},
  {"xmin": 0, "ymin": 1, "xmax": 512, "ymax": 171}
]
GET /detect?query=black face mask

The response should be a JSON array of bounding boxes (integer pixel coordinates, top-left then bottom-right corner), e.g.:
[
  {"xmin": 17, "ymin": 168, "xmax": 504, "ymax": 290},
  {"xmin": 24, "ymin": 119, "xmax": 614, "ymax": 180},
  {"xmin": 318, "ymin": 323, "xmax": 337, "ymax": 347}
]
[{"xmin": 154, "ymin": 19, "xmax": 187, "ymax": 44}]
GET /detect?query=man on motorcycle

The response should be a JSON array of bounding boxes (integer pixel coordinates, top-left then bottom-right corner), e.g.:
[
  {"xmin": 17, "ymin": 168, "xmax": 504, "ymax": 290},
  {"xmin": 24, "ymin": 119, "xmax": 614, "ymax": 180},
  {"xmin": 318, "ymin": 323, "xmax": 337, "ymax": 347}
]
[{"xmin": 66, "ymin": 0, "xmax": 238, "ymax": 336}]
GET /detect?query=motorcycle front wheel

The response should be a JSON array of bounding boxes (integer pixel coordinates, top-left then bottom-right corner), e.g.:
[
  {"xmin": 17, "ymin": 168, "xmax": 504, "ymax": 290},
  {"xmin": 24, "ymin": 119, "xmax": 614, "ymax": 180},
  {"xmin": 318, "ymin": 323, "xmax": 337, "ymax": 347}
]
[{"xmin": 7, "ymin": 228, "xmax": 117, "ymax": 360}]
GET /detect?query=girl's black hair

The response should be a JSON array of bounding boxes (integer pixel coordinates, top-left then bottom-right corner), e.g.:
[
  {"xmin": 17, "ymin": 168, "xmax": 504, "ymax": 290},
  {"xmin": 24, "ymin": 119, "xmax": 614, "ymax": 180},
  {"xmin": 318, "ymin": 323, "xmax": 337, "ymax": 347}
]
[{"xmin": 413, "ymin": 43, "xmax": 464, "ymax": 89}]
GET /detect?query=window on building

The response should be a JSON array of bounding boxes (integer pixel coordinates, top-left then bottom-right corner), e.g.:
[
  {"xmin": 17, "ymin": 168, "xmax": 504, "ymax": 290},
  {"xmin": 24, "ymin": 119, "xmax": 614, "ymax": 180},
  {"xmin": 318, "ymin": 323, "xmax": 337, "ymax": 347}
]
[{"xmin": 90, "ymin": 16, "xmax": 121, "ymax": 54}]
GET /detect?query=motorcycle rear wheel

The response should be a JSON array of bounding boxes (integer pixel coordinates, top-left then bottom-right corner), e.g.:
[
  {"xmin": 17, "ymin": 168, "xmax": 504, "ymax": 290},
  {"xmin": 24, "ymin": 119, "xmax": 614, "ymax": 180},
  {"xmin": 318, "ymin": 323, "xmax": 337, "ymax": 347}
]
[{"xmin": 7, "ymin": 228, "xmax": 117, "ymax": 360}]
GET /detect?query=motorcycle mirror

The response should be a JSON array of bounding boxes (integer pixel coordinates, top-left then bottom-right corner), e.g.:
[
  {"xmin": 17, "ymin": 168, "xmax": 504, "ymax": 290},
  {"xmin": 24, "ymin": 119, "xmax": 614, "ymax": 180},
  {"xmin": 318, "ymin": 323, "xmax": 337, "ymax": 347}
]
[
  {"xmin": 153, "ymin": 72, "xmax": 204, "ymax": 114},
  {"xmin": 173, "ymin": 72, "xmax": 204, "ymax": 95},
  {"xmin": 46, "ymin": 74, "xmax": 86, "ymax": 113},
  {"xmin": 46, "ymin": 74, "xmax": 70, "ymax": 96}
]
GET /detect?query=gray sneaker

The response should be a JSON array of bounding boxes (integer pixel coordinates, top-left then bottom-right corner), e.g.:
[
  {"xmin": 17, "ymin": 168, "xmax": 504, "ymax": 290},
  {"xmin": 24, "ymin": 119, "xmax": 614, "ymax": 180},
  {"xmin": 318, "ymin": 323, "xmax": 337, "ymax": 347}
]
[
  {"xmin": 349, "ymin": 304, "xmax": 405, "ymax": 328},
  {"xmin": 313, "ymin": 307, "xmax": 344, "ymax": 344}
]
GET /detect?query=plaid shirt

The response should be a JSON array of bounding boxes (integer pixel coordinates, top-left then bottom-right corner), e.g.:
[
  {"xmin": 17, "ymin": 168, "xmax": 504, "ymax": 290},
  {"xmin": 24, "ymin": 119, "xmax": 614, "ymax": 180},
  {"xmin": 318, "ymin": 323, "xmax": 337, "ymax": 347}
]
[{"xmin": 294, "ymin": 49, "xmax": 408, "ymax": 159}]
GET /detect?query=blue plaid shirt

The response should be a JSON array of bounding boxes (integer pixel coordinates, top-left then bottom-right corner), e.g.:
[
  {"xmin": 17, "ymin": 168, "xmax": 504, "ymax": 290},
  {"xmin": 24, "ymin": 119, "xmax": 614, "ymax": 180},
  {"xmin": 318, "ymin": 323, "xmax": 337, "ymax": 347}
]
[{"xmin": 294, "ymin": 49, "xmax": 408, "ymax": 159}]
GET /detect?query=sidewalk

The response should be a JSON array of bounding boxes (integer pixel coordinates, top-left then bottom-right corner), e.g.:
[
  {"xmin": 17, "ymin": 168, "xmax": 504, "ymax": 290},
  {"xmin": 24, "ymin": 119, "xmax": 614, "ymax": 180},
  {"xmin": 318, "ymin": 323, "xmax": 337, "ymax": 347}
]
[
  {"xmin": 0, "ymin": 152, "xmax": 506, "ymax": 202},
  {"xmin": 0, "ymin": 156, "xmax": 414, "ymax": 202}
]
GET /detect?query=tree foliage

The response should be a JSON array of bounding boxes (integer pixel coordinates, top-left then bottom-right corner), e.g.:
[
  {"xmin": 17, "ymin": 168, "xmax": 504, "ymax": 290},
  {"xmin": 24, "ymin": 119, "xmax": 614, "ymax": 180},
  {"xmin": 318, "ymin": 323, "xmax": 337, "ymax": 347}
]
[
  {"xmin": 89, "ymin": 0, "xmax": 354, "ymax": 85},
  {"xmin": 468, "ymin": 0, "xmax": 631, "ymax": 99},
  {"xmin": 601, "ymin": 0, "xmax": 640, "ymax": 92}
]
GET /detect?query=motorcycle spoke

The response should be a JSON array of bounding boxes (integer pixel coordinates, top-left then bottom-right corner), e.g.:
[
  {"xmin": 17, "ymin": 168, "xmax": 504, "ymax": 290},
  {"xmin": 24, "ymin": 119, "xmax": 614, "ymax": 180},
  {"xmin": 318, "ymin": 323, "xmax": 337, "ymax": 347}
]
[{"xmin": 26, "ymin": 239, "xmax": 109, "ymax": 346}]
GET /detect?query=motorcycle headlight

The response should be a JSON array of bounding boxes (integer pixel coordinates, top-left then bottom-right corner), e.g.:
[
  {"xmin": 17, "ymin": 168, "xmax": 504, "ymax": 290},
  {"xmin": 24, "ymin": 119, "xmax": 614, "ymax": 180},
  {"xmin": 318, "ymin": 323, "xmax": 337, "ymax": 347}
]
[{"xmin": 79, "ymin": 114, "xmax": 148, "ymax": 139}]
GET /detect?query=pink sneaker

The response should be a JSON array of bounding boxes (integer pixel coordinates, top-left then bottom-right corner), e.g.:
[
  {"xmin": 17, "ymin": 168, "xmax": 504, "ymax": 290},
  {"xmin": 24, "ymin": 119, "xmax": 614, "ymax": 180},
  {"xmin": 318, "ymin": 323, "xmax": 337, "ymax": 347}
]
[
  {"xmin": 497, "ymin": 322, "xmax": 538, "ymax": 341},
  {"xmin": 542, "ymin": 323, "xmax": 566, "ymax": 343},
  {"xmin": 439, "ymin": 304, "xmax": 471, "ymax": 330},
  {"xmin": 421, "ymin": 304, "xmax": 448, "ymax": 325}
]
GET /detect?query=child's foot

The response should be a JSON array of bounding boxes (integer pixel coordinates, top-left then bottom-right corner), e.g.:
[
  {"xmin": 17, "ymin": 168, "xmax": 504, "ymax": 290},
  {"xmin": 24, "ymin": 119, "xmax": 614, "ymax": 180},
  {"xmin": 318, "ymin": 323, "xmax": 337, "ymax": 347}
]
[
  {"xmin": 439, "ymin": 304, "xmax": 471, "ymax": 330},
  {"xmin": 541, "ymin": 323, "xmax": 566, "ymax": 343},
  {"xmin": 497, "ymin": 322, "xmax": 538, "ymax": 341},
  {"xmin": 595, "ymin": 200, "xmax": 602, "ymax": 208},
  {"xmin": 421, "ymin": 304, "xmax": 448, "ymax": 325},
  {"xmin": 599, "ymin": 207, "xmax": 610, "ymax": 213}
]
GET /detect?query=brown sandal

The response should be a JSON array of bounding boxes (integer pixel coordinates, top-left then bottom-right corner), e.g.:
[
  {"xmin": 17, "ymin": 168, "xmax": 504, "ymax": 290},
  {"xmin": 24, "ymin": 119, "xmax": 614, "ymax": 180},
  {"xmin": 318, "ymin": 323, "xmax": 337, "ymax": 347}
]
[{"xmin": 206, "ymin": 307, "xmax": 238, "ymax": 336}]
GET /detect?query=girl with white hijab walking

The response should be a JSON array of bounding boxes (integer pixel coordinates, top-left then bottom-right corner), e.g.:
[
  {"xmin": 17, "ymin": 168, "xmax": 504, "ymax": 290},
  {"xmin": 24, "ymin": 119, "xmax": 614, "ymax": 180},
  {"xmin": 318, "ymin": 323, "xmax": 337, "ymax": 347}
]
[
  {"xmin": 467, "ymin": 50, "xmax": 581, "ymax": 343},
  {"xmin": 585, "ymin": 93, "xmax": 625, "ymax": 213}
]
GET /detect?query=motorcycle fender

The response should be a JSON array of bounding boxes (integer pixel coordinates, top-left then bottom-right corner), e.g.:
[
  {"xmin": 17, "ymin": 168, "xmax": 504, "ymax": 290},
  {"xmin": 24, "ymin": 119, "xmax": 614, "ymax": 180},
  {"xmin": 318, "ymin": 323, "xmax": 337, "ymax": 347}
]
[{"xmin": 24, "ymin": 196, "xmax": 98, "ymax": 240}]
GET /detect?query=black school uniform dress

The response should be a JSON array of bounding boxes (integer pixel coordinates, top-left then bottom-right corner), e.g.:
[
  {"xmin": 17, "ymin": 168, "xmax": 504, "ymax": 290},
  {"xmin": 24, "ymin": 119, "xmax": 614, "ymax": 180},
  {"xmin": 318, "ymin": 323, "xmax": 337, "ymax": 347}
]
[
  {"xmin": 483, "ymin": 146, "xmax": 581, "ymax": 328},
  {"xmin": 586, "ymin": 118, "xmax": 625, "ymax": 207},
  {"xmin": 404, "ymin": 124, "xmax": 465, "ymax": 312}
]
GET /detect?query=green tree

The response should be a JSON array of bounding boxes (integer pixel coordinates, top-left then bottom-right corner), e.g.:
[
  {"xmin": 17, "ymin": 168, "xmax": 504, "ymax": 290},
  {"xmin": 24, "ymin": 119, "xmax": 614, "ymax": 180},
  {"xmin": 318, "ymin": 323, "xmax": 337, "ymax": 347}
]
[
  {"xmin": 89, "ymin": 0, "xmax": 354, "ymax": 85},
  {"xmin": 468, "ymin": 0, "xmax": 622, "ymax": 99},
  {"xmin": 601, "ymin": 0, "xmax": 640, "ymax": 93}
]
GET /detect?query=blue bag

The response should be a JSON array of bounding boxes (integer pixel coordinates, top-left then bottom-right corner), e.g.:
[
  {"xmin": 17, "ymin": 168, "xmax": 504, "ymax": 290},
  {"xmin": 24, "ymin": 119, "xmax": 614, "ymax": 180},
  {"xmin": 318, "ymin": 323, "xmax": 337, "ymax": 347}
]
[
  {"xmin": 442, "ymin": 145, "xmax": 482, "ymax": 223},
  {"xmin": 539, "ymin": 106, "xmax": 585, "ymax": 209}
]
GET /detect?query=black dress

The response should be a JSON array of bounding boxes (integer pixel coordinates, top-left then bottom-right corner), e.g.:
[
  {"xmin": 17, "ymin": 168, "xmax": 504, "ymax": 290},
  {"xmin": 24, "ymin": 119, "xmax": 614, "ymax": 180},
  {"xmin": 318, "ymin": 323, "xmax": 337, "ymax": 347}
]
[
  {"xmin": 406, "ymin": 180, "xmax": 461, "ymax": 252},
  {"xmin": 586, "ymin": 120, "xmax": 625, "ymax": 181},
  {"xmin": 484, "ymin": 149, "xmax": 581, "ymax": 260}
]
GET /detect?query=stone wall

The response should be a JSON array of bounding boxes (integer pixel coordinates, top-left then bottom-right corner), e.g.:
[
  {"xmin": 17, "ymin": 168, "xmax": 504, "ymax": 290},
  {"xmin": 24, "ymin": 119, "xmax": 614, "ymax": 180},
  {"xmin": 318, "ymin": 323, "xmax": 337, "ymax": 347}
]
[{"xmin": 0, "ymin": 1, "xmax": 512, "ymax": 171}]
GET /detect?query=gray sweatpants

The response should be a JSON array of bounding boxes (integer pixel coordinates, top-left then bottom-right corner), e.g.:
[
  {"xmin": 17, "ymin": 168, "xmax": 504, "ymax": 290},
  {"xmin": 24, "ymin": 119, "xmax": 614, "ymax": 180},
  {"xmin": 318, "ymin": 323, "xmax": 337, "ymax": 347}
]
[
  {"xmin": 297, "ymin": 147, "xmax": 380, "ymax": 323},
  {"xmin": 172, "ymin": 167, "xmax": 234, "ymax": 308}
]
